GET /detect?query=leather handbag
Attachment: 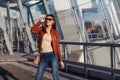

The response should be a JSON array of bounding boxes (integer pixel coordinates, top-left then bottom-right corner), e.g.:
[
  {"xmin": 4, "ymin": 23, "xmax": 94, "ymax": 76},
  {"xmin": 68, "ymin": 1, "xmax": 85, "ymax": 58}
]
[{"xmin": 33, "ymin": 54, "xmax": 40, "ymax": 65}]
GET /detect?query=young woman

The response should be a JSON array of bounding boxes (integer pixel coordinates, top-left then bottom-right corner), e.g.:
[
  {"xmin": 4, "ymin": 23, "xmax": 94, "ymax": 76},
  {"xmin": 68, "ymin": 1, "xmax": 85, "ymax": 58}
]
[{"xmin": 31, "ymin": 14, "xmax": 64, "ymax": 80}]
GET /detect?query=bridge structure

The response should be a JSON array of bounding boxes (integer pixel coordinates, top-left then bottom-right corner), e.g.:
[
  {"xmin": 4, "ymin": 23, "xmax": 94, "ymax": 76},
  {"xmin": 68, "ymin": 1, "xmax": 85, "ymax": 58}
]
[{"xmin": 0, "ymin": 0, "xmax": 120, "ymax": 80}]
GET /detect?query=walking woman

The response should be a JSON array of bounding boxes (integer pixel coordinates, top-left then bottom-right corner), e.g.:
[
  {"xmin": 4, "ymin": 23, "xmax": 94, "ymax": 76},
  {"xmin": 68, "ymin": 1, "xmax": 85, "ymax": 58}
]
[{"xmin": 31, "ymin": 14, "xmax": 64, "ymax": 80}]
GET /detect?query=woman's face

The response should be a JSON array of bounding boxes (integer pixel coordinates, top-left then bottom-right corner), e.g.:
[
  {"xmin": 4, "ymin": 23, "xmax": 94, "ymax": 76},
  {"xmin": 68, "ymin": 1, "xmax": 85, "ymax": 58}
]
[{"xmin": 45, "ymin": 16, "xmax": 54, "ymax": 26}]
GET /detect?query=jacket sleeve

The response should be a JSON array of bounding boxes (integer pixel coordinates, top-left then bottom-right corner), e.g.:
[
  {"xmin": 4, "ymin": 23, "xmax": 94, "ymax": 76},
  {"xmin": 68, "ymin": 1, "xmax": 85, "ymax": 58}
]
[
  {"xmin": 56, "ymin": 31, "xmax": 63, "ymax": 62},
  {"xmin": 31, "ymin": 20, "xmax": 42, "ymax": 34}
]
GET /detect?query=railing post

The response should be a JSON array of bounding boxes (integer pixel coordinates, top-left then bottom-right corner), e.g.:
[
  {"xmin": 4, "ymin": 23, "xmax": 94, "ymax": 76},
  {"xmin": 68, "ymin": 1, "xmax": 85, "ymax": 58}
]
[
  {"xmin": 110, "ymin": 46, "xmax": 116, "ymax": 80},
  {"xmin": 63, "ymin": 43, "xmax": 68, "ymax": 71},
  {"xmin": 83, "ymin": 45, "xmax": 88, "ymax": 77},
  {"xmin": 63, "ymin": 44, "xmax": 67, "ymax": 60}
]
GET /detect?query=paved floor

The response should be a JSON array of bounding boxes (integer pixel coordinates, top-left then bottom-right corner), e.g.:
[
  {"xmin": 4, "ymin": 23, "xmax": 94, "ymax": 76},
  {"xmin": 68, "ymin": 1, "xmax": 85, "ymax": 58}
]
[
  {"xmin": 0, "ymin": 63, "xmax": 35, "ymax": 80},
  {"xmin": 0, "ymin": 53, "xmax": 89, "ymax": 80}
]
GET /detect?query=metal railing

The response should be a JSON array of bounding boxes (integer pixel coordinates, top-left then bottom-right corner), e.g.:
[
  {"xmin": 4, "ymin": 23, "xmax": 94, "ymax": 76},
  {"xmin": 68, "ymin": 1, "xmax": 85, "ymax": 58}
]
[{"xmin": 60, "ymin": 41, "xmax": 120, "ymax": 80}]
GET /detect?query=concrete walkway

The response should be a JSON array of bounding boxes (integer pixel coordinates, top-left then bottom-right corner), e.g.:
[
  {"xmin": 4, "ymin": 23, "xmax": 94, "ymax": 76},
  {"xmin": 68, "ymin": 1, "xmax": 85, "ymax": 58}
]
[
  {"xmin": 0, "ymin": 53, "xmax": 27, "ymax": 62},
  {"xmin": 0, "ymin": 53, "xmax": 89, "ymax": 80}
]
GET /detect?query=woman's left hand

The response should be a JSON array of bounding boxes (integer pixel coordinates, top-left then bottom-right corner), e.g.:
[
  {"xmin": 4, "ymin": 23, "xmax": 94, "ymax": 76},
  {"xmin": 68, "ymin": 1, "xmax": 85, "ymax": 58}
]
[{"xmin": 60, "ymin": 61, "xmax": 65, "ymax": 69}]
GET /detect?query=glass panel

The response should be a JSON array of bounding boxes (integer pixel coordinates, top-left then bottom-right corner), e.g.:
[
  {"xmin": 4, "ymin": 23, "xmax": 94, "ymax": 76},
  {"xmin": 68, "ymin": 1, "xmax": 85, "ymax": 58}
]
[
  {"xmin": 83, "ymin": 8, "xmax": 109, "ymax": 41},
  {"xmin": 30, "ymin": 3, "xmax": 46, "ymax": 14}
]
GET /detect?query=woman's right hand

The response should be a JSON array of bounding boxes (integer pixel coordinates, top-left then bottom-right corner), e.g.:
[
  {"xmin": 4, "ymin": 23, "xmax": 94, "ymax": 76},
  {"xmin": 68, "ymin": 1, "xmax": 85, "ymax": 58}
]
[{"xmin": 40, "ymin": 17, "xmax": 45, "ymax": 22}]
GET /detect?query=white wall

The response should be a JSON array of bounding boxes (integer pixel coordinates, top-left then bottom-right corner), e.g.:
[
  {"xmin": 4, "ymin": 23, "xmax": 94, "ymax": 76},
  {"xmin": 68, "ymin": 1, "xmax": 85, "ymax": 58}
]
[
  {"xmin": 54, "ymin": 0, "xmax": 93, "ymax": 11},
  {"xmin": 54, "ymin": 0, "xmax": 70, "ymax": 11},
  {"xmin": 77, "ymin": 0, "xmax": 93, "ymax": 8}
]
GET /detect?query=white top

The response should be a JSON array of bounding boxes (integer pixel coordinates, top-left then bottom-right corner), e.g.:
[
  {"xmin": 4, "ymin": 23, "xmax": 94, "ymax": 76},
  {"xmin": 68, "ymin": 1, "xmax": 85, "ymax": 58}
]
[{"xmin": 41, "ymin": 33, "xmax": 53, "ymax": 53}]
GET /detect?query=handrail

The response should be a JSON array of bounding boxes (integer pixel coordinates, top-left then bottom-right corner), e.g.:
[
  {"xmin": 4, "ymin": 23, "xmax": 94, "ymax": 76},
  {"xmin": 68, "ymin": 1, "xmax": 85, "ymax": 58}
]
[
  {"xmin": 60, "ymin": 41, "xmax": 120, "ymax": 47},
  {"xmin": 60, "ymin": 41, "xmax": 120, "ymax": 80}
]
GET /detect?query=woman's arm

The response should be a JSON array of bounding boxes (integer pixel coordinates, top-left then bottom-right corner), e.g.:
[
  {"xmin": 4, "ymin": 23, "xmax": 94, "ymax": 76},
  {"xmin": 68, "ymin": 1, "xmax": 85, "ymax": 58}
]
[
  {"xmin": 56, "ymin": 31, "xmax": 65, "ymax": 69},
  {"xmin": 31, "ymin": 17, "xmax": 45, "ymax": 34},
  {"xmin": 31, "ymin": 20, "xmax": 42, "ymax": 34}
]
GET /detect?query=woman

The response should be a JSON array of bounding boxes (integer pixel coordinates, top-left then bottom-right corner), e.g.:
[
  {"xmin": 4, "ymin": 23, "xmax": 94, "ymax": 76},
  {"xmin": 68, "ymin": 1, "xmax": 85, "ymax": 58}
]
[{"xmin": 31, "ymin": 14, "xmax": 64, "ymax": 80}]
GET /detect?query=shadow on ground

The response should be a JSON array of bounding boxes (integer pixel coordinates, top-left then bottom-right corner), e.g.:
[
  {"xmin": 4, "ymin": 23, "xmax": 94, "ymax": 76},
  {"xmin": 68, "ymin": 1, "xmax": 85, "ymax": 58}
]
[{"xmin": 0, "ymin": 64, "xmax": 35, "ymax": 80}]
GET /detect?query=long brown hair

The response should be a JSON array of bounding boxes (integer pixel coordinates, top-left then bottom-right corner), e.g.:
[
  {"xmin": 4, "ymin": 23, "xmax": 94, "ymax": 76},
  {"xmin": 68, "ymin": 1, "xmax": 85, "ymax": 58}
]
[{"xmin": 42, "ymin": 14, "xmax": 56, "ymax": 33}]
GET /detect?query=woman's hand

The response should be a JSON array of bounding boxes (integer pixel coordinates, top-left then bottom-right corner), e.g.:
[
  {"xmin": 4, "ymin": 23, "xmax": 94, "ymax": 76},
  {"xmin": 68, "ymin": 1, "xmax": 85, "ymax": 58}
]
[
  {"xmin": 40, "ymin": 17, "xmax": 45, "ymax": 22},
  {"xmin": 60, "ymin": 61, "xmax": 65, "ymax": 69}
]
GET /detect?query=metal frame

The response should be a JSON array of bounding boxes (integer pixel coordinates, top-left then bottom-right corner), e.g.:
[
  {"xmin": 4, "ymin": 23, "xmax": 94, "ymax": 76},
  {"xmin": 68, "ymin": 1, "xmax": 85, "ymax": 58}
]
[
  {"xmin": 60, "ymin": 41, "xmax": 120, "ymax": 80},
  {"xmin": 98, "ymin": 0, "xmax": 114, "ymax": 42},
  {"xmin": 17, "ymin": 0, "xmax": 37, "ymax": 54},
  {"xmin": 0, "ymin": 14, "xmax": 13, "ymax": 55}
]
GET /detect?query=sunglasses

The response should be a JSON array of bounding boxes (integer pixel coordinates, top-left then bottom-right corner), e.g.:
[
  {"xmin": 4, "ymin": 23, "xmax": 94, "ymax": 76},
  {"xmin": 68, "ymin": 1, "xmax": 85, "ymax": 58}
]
[{"xmin": 45, "ymin": 18, "xmax": 53, "ymax": 21}]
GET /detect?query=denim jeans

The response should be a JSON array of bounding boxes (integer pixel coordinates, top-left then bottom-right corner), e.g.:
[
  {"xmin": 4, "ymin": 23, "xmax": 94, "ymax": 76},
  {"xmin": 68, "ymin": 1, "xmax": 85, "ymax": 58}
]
[{"xmin": 36, "ymin": 52, "xmax": 60, "ymax": 80}]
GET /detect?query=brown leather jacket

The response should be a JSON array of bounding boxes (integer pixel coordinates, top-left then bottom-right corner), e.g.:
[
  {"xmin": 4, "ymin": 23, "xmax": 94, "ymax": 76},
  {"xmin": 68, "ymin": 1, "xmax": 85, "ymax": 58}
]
[{"xmin": 31, "ymin": 20, "xmax": 62, "ymax": 62}]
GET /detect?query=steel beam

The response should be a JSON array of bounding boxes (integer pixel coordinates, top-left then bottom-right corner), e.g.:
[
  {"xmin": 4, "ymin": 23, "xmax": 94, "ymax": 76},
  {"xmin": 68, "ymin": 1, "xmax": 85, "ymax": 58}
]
[
  {"xmin": 17, "ymin": 0, "xmax": 37, "ymax": 54},
  {"xmin": 0, "ymin": 14, "xmax": 13, "ymax": 55}
]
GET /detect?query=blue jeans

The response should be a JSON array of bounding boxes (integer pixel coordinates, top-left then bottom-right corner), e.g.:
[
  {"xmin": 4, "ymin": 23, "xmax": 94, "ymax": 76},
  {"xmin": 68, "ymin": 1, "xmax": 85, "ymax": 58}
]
[{"xmin": 36, "ymin": 52, "xmax": 60, "ymax": 80}]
